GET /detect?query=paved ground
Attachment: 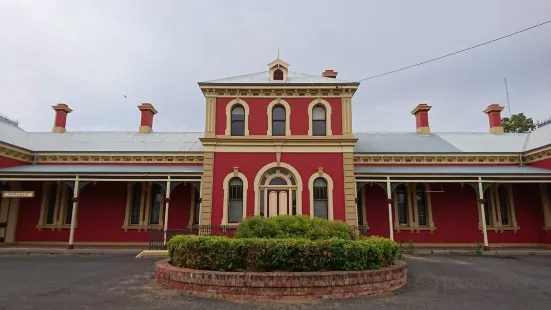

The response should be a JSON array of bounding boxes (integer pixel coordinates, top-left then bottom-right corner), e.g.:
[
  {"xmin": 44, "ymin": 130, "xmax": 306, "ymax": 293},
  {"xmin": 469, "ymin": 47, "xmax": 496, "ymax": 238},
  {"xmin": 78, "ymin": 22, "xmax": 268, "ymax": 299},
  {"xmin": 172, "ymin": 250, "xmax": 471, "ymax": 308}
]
[{"xmin": 0, "ymin": 253, "xmax": 550, "ymax": 310}]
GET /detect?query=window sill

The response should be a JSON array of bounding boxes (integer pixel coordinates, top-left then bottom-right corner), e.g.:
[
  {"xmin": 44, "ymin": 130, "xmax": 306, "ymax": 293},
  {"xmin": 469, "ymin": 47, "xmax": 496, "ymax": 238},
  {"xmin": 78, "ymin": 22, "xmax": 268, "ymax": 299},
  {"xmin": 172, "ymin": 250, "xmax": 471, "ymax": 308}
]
[
  {"xmin": 122, "ymin": 224, "xmax": 163, "ymax": 232},
  {"xmin": 394, "ymin": 225, "xmax": 435, "ymax": 233},
  {"xmin": 479, "ymin": 226, "xmax": 520, "ymax": 232},
  {"xmin": 36, "ymin": 224, "xmax": 75, "ymax": 231}
]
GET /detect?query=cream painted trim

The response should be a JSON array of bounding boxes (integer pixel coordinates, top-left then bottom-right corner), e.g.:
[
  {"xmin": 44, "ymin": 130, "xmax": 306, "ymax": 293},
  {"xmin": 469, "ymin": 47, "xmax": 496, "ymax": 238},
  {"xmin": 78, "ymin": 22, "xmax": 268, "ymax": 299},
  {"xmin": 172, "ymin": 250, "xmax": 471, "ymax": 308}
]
[
  {"xmin": 222, "ymin": 171, "xmax": 248, "ymax": 225},
  {"xmin": 266, "ymin": 99, "xmax": 291, "ymax": 136},
  {"xmin": 308, "ymin": 171, "xmax": 334, "ymax": 220},
  {"xmin": 540, "ymin": 184, "xmax": 551, "ymax": 228},
  {"xmin": 204, "ymin": 96, "xmax": 216, "ymax": 137},
  {"xmin": 341, "ymin": 96, "xmax": 353, "ymax": 136},
  {"xmin": 354, "ymin": 154, "xmax": 521, "ymax": 165},
  {"xmin": 188, "ymin": 184, "xmax": 195, "ymax": 228},
  {"xmin": 224, "ymin": 98, "xmax": 250, "ymax": 136},
  {"xmin": 307, "ymin": 98, "xmax": 332, "ymax": 136},
  {"xmin": 36, "ymin": 153, "xmax": 204, "ymax": 164},
  {"xmin": 3, "ymin": 182, "xmax": 22, "ymax": 243},
  {"xmin": 253, "ymin": 162, "xmax": 303, "ymax": 216},
  {"xmin": 360, "ymin": 185, "xmax": 368, "ymax": 227},
  {"xmin": 0, "ymin": 143, "xmax": 34, "ymax": 162}
]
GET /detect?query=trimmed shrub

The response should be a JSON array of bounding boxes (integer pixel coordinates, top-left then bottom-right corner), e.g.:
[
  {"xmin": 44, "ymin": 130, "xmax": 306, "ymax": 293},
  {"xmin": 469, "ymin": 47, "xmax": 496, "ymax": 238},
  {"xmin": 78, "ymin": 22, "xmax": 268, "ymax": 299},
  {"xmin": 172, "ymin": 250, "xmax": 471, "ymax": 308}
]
[
  {"xmin": 235, "ymin": 215, "xmax": 357, "ymax": 240},
  {"xmin": 168, "ymin": 235, "xmax": 399, "ymax": 272}
]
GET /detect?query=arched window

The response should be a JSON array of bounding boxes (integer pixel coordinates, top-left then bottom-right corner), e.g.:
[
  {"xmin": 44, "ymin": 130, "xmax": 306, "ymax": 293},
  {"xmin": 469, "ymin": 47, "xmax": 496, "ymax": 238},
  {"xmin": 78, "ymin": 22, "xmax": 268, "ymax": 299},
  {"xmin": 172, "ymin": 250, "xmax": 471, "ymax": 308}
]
[
  {"xmin": 396, "ymin": 185, "xmax": 408, "ymax": 225},
  {"xmin": 312, "ymin": 106, "xmax": 326, "ymax": 136},
  {"xmin": 258, "ymin": 167, "xmax": 299, "ymax": 217},
  {"xmin": 230, "ymin": 105, "xmax": 245, "ymax": 136},
  {"xmin": 149, "ymin": 183, "xmax": 163, "ymax": 225},
  {"xmin": 415, "ymin": 184, "xmax": 427, "ymax": 226},
  {"xmin": 45, "ymin": 184, "xmax": 58, "ymax": 225},
  {"xmin": 272, "ymin": 106, "xmax": 286, "ymax": 136},
  {"xmin": 228, "ymin": 178, "xmax": 244, "ymax": 223},
  {"xmin": 273, "ymin": 69, "xmax": 284, "ymax": 80},
  {"xmin": 130, "ymin": 183, "xmax": 142, "ymax": 225},
  {"xmin": 313, "ymin": 178, "xmax": 328, "ymax": 219}
]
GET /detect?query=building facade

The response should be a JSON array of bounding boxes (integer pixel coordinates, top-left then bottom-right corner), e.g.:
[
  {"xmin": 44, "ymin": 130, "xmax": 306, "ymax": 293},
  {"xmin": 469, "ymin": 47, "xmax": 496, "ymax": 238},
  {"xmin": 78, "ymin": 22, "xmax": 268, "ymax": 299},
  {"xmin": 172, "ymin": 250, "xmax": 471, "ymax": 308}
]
[{"xmin": 1, "ymin": 58, "xmax": 551, "ymax": 249}]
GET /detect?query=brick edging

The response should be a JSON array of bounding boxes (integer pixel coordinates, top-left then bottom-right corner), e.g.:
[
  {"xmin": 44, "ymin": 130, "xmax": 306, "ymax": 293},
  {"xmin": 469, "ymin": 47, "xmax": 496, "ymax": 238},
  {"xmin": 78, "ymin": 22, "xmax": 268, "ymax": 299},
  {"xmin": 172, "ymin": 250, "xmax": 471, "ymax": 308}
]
[{"xmin": 155, "ymin": 259, "xmax": 408, "ymax": 300}]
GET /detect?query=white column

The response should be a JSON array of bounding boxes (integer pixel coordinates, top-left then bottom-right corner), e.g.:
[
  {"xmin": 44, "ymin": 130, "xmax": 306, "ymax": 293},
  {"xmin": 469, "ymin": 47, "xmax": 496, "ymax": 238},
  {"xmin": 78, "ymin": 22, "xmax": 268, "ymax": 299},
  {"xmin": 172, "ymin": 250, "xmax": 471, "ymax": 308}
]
[
  {"xmin": 67, "ymin": 176, "xmax": 79, "ymax": 250},
  {"xmin": 477, "ymin": 177, "xmax": 489, "ymax": 250},
  {"xmin": 163, "ymin": 177, "xmax": 171, "ymax": 245},
  {"xmin": 386, "ymin": 177, "xmax": 394, "ymax": 241}
]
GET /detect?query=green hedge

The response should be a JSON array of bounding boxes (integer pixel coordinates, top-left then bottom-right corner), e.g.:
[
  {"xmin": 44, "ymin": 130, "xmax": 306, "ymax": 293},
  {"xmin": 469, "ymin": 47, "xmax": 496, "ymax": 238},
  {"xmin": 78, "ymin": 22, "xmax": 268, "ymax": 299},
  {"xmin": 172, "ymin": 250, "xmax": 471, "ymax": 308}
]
[
  {"xmin": 168, "ymin": 235, "xmax": 399, "ymax": 272},
  {"xmin": 235, "ymin": 215, "xmax": 357, "ymax": 240}
]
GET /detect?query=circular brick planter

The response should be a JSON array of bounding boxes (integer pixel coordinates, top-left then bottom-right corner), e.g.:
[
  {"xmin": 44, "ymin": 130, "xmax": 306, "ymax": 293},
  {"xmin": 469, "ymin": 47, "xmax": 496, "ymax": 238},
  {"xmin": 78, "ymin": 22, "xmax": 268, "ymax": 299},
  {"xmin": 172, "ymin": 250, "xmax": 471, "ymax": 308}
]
[{"xmin": 155, "ymin": 259, "xmax": 407, "ymax": 301}]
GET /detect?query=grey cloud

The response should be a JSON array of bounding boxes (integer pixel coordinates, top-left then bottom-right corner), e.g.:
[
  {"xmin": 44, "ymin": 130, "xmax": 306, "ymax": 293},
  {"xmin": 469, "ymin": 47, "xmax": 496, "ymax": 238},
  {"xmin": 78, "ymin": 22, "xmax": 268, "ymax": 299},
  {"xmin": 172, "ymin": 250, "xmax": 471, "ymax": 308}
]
[{"xmin": 0, "ymin": 0, "xmax": 549, "ymax": 133}]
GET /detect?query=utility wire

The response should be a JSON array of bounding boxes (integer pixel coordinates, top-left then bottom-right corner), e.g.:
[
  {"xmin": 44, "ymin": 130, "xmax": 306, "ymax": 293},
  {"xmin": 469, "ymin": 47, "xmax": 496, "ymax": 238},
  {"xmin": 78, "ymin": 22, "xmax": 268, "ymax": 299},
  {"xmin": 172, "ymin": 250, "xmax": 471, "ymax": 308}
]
[{"xmin": 355, "ymin": 19, "xmax": 551, "ymax": 82}]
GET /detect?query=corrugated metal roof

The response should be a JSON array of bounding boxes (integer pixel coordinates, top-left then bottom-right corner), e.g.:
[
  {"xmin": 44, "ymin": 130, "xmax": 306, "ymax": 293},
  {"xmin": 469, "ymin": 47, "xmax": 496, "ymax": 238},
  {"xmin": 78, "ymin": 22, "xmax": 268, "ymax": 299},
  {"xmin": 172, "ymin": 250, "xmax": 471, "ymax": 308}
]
[
  {"xmin": 354, "ymin": 165, "xmax": 551, "ymax": 175},
  {"xmin": 200, "ymin": 71, "xmax": 356, "ymax": 85},
  {"xmin": 0, "ymin": 121, "xmax": 30, "ymax": 149},
  {"xmin": 353, "ymin": 132, "xmax": 529, "ymax": 153},
  {"xmin": 26, "ymin": 132, "xmax": 204, "ymax": 152},
  {"xmin": 0, "ymin": 165, "xmax": 203, "ymax": 174},
  {"xmin": 524, "ymin": 124, "xmax": 551, "ymax": 151}
]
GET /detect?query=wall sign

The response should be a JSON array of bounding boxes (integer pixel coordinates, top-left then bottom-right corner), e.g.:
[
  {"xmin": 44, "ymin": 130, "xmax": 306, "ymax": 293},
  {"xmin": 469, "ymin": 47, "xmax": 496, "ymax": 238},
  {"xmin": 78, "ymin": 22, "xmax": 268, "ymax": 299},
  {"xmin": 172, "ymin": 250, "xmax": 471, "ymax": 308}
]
[{"xmin": 1, "ymin": 191, "xmax": 35, "ymax": 198}]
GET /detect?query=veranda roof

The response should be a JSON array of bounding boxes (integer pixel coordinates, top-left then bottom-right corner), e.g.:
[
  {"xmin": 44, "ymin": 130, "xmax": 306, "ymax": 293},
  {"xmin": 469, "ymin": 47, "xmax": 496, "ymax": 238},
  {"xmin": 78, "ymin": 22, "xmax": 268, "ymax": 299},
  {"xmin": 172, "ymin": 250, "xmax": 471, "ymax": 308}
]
[
  {"xmin": 0, "ymin": 165, "xmax": 203, "ymax": 175},
  {"xmin": 354, "ymin": 165, "xmax": 551, "ymax": 175}
]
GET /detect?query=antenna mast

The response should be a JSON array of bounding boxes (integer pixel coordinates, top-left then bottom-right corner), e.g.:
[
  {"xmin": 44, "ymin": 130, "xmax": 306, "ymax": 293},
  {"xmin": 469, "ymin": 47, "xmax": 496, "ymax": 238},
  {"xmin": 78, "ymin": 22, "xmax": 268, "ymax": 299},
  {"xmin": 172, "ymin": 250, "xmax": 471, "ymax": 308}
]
[{"xmin": 504, "ymin": 78, "xmax": 512, "ymax": 116}]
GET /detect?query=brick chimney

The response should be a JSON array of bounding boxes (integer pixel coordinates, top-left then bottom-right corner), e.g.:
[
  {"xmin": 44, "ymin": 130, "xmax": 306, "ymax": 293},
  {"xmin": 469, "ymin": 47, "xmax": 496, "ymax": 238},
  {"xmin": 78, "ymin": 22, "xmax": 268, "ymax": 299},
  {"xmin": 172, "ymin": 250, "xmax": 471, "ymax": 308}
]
[
  {"xmin": 483, "ymin": 104, "xmax": 504, "ymax": 134},
  {"xmin": 411, "ymin": 104, "xmax": 432, "ymax": 135},
  {"xmin": 138, "ymin": 103, "xmax": 158, "ymax": 134},
  {"xmin": 322, "ymin": 69, "xmax": 338, "ymax": 79},
  {"xmin": 52, "ymin": 103, "xmax": 72, "ymax": 133}
]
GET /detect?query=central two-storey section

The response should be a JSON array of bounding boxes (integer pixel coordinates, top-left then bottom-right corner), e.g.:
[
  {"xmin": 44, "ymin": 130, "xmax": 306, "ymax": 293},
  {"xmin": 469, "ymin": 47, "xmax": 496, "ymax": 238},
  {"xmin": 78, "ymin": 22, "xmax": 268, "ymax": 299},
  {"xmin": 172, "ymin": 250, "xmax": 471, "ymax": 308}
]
[{"xmin": 197, "ymin": 58, "xmax": 360, "ymax": 226}]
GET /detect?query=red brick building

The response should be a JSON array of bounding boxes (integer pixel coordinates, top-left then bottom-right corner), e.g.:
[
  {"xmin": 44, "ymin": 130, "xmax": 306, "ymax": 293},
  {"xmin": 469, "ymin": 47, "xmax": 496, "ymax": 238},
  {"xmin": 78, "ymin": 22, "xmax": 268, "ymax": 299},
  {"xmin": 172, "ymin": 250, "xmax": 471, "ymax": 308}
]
[{"xmin": 1, "ymin": 58, "xmax": 551, "ymax": 249}]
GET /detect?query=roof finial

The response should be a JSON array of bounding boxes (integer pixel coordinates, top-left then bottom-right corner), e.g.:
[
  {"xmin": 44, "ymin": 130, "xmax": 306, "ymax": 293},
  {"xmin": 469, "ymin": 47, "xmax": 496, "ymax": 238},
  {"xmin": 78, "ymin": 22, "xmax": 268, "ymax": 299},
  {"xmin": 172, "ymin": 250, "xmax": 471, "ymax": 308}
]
[{"xmin": 277, "ymin": 48, "xmax": 280, "ymax": 67}]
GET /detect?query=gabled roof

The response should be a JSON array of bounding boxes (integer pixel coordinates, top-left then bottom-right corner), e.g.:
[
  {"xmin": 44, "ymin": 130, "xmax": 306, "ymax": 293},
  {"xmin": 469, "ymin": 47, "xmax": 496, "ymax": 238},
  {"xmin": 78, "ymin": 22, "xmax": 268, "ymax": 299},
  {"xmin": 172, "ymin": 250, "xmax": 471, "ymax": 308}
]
[{"xmin": 199, "ymin": 71, "xmax": 359, "ymax": 86}]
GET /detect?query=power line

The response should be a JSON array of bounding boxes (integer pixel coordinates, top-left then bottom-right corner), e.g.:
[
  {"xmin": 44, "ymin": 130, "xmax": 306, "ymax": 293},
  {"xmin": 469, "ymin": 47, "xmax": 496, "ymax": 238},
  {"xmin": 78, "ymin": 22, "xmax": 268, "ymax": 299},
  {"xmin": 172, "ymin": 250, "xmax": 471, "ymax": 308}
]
[{"xmin": 355, "ymin": 19, "xmax": 551, "ymax": 82}]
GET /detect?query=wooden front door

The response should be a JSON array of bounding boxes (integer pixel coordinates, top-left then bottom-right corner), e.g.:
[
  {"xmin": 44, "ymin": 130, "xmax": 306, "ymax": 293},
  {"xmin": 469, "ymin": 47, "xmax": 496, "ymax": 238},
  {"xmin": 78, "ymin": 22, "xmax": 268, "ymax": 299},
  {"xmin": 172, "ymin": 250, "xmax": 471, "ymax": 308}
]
[{"xmin": 267, "ymin": 189, "xmax": 289, "ymax": 217}]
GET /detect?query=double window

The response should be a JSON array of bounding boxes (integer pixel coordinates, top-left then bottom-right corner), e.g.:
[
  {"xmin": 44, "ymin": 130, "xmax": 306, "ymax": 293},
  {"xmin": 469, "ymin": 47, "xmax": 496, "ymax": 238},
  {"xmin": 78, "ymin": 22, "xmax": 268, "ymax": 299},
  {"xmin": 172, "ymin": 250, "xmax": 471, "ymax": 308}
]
[
  {"xmin": 393, "ymin": 183, "xmax": 434, "ymax": 231},
  {"xmin": 123, "ymin": 182, "xmax": 164, "ymax": 230},
  {"xmin": 38, "ymin": 182, "xmax": 74, "ymax": 228},
  {"xmin": 481, "ymin": 184, "xmax": 518, "ymax": 231}
]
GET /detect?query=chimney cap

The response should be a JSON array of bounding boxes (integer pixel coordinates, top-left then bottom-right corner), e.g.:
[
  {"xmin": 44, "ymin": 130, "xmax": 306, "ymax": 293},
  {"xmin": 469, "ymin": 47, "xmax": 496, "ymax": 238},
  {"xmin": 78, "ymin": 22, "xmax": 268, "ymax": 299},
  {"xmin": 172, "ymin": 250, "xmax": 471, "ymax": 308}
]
[
  {"xmin": 322, "ymin": 69, "xmax": 338, "ymax": 78},
  {"xmin": 483, "ymin": 104, "xmax": 504, "ymax": 114},
  {"xmin": 52, "ymin": 103, "xmax": 72, "ymax": 113},
  {"xmin": 411, "ymin": 103, "xmax": 432, "ymax": 115},
  {"xmin": 137, "ymin": 103, "xmax": 158, "ymax": 114}
]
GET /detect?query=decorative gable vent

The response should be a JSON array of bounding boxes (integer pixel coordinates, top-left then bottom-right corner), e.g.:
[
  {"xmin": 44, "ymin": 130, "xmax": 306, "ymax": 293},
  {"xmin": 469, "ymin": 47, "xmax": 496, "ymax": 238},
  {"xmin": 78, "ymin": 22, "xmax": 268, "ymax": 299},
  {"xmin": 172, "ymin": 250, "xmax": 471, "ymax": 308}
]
[{"xmin": 268, "ymin": 58, "xmax": 289, "ymax": 82}]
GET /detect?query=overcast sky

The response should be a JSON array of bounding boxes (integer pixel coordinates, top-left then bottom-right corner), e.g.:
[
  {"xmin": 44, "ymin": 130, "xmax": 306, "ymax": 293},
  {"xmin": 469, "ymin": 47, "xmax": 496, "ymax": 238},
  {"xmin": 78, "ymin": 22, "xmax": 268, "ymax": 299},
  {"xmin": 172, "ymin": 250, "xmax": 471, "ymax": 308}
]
[{"xmin": 1, "ymin": 0, "xmax": 550, "ymax": 133}]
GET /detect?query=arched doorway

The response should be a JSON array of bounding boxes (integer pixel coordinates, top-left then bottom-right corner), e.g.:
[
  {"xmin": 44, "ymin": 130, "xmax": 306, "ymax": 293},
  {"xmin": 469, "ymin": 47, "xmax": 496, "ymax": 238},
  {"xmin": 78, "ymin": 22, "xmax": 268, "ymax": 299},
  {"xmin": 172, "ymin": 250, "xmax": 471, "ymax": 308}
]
[{"xmin": 258, "ymin": 167, "xmax": 298, "ymax": 217}]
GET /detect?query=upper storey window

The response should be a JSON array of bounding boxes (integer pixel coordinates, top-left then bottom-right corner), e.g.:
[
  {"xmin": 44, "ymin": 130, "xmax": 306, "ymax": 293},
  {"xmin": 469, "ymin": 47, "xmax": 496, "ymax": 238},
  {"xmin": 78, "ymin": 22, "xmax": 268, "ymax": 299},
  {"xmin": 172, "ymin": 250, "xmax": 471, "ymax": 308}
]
[
  {"xmin": 231, "ymin": 105, "xmax": 245, "ymax": 136},
  {"xmin": 272, "ymin": 106, "xmax": 286, "ymax": 136},
  {"xmin": 312, "ymin": 106, "xmax": 326, "ymax": 136}
]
